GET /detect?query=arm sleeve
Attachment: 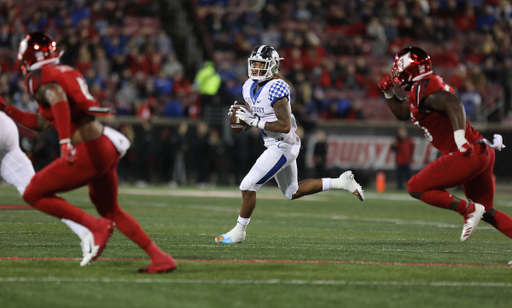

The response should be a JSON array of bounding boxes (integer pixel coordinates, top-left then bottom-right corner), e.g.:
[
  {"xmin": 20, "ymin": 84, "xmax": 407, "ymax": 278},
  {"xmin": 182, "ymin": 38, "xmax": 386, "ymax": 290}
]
[{"xmin": 51, "ymin": 101, "xmax": 71, "ymax": 142}]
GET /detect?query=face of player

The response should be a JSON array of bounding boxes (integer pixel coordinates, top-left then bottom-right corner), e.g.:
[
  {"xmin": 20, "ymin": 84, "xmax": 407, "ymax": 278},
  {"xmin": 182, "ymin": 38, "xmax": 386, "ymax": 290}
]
[{"xmin": 250, "ymin": 61, "xmax": 266, "ymax": 77}]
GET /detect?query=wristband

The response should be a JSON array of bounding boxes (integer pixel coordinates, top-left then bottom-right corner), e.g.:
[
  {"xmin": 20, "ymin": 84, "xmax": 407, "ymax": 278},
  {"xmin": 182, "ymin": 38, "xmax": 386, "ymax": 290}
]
[
  {"xmin": 59, "ymin": 138, "xmax": 71, "ymax": 145},
  {"xmin": 257, "ymin": 120, "xmax": 266, "ymax": 130},
  {"xmin": 454, "ymin": 129, "xmax": 466, "ymax": 148}
]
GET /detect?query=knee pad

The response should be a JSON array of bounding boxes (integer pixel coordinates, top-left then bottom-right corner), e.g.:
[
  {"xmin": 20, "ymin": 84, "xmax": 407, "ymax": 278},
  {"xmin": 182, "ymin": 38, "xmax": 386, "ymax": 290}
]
[{"xmin": 239, "ymin": 177, "xmax": 256, "ymax": 192}]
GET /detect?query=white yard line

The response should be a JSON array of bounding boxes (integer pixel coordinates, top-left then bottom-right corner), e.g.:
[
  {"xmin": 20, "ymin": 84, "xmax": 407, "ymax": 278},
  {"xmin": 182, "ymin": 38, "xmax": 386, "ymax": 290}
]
[
  {"xmin": 0, "ymin": 277, "xmax": 510, "ymax": 287},
  {"xmin": 118, "ymin": 188, "xmax": 329, "ymax": 201}
]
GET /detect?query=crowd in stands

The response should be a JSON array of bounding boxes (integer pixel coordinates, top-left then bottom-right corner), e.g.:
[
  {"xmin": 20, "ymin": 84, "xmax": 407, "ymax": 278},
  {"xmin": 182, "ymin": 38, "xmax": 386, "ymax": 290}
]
[
  {"xmin": 0, "ymin": 0, "xmax": 193, "ymax": 121},
  {"xmin": 196, "ymin": 0, "xmax": 512, "ymax": 123},
  {"xmin": 1, "ymin": 0, "xmax": 511, "ymax": 124},
  {"xmin": 1, "ymin": 0, "xmax": 512, "ymax": 186}
]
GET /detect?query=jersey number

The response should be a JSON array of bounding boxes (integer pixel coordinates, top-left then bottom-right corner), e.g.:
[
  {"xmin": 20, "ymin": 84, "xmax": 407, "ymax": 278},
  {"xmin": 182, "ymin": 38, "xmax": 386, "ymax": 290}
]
[
  {"xmin": 413, "ymin": 120, "xmax": 433, "ymax": 142},
  {"xmin": 76, "ymin": 77, "xmax": 95, "ymax": 101}
]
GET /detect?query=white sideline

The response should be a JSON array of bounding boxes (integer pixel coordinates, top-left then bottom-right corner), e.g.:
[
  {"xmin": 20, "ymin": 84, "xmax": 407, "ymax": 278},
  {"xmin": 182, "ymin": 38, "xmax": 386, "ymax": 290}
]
[{"xmin": 0, "ymin": 277, "xmax": 511, "ymax": 287}]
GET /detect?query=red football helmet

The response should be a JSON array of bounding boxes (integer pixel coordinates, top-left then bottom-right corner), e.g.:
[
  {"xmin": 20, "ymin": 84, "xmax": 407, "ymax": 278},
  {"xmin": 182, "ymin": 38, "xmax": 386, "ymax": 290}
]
[
  {"xmin": 391, "ymin": 47, "xmax": 432, "ymax": 90},
  {"xmin": 17, "ymin": 31, "xmax": 60, "ymax": 74}
]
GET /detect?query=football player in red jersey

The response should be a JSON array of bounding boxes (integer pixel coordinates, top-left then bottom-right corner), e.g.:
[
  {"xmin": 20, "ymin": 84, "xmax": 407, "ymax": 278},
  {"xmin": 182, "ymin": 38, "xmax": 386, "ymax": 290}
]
[
  {"xmin": 378, "ymin": 47, "xmax": 511, "ymax": 242},
  {"xmin": 0, "ymin": 32, "xmax": 176, "ymax": 273}
]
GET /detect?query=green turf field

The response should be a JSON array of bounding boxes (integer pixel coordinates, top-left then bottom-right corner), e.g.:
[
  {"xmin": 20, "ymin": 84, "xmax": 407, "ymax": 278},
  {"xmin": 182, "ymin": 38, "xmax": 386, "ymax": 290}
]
[{"xmin": 0, "ymin": 184, "xmax": 511, "ymax": 308}]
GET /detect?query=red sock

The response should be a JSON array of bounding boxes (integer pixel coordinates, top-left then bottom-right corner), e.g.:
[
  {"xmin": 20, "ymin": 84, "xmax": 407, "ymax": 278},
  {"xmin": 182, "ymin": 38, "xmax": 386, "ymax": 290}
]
[
  {"xmin": 419, "ymin": 190, "xmax": 453, "ymax": 209},
  {"xmin": 25, "ymin": 195, "xmax": 98, "ymax": 228},
  {"xmin": 144, "ymin": 241, "xmax": 168, "ymax": 261},
  {"xmin": 107, "ymin": 209, "xmax": 153, "ymax": 250},
  {"xmin": 486, "ymin": 210, "xmax": 512, "ymax": 239},
  {"xmin": 455, "ymin": 199, "xmax": 475, "ymax": 216}
]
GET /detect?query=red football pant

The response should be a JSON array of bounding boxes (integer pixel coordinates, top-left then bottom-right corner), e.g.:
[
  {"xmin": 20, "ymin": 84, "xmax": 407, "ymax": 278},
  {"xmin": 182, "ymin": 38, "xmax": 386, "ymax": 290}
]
[
  {"xmin": 408, "ymin": 143, "xmax": 512, "ymax": 239},
  {"xmin": 408, "ymin": 143, "xmax": 494, "ymax": 208},
  {"xmin": 23, "ymin": 135, "xmax": 153, "ymax": 249}
]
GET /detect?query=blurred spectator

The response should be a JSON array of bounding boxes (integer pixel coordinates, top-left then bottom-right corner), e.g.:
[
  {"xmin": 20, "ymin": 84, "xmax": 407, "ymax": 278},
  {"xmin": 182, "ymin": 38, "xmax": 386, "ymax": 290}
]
[
  {"xmin": 208, "ymin": 128, "xmax": 228, "ymax": 186},
  {"xmin": 345, "ymin": 101, "xmax": 365, "ymax": 121},
  {"xmin": 313, "ymin": 129, "xmax": 327, "ymax": 178},
  {"xmin": 469, "ymin": 65, "xmax": 487, "ymax": 92},
  {"xmin": 154, "ymin": 71, "xmax": 174, "ymax": 96},
  {"xmin": 367, "ymin": 17, "xmax": 386, "ymax": 41},
  {"xmin": 0, "ymin": 24, "xmax": 11, "ymax": 48},
  {"xmin": 193, "ymin": 60, "xmax": 221, "ymax": 105},
  {"xmin": 75, "ymin": 46, "xmax": 93, "ymax": 75},
  {"xmin": 156, "ymin": 29, "xmax": 173, "ymax": 54},
  {"xmin": 458, "ymin": 81, "xmax": 482, "ymax": 121},
  {"xmin": 117, "ymin": 78, "xmax": 139, "ymax": 106},
  {"xmin": 163, "ymin": 53, "xmax": 184, "ymax": 77},
  {"xmin": 455, "ymin": 2, "xmax": 477, "ymax": 32},
  {"xmin": 169, "ymin": 121, "xmax": 189, "ymax": 187},
  {"xmin": 391, "ymin": 127, "xmax": 415, "ymax": 191},
  {"xmin": 133, "ymin": 121, "xmax": 154, "ymax": 186},
  {"xmin": 449, "ymin": 64, "xmax": 468, "ymax": 92},
  {"xmin": 163, "ymin": 95, "xmax": 184, "ymax": 118},
  {"xmin": 157, "ymin": 128, "xmax": 173, "ymax": 183}
]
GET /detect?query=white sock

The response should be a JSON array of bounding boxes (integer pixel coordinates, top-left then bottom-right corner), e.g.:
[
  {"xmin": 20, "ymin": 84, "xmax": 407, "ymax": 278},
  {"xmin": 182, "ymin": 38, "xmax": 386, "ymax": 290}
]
[
  {"xmin": 61, "ymin": 218, "xmax": 90, "ymax": 240},
  {"xmin": 237, "ymin": 216, "xmax": 251, "ymax": 226},
  {"xmin": 231, "ymin": 216, "xmax": 250, "ymax": 232},
  {"xmin": 322, "ymin": 178, "xmax": 332, "ymax": 191}
]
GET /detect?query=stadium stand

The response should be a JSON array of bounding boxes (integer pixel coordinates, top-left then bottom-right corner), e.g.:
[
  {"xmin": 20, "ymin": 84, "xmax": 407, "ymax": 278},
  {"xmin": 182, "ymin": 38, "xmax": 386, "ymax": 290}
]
[
  {"xmin": 1, "ymin": 0, "xmax": 511, "ymax": 184},
  {"xmin": 194, "ymin": 0, "xmax": 511, "ymax": 123}
]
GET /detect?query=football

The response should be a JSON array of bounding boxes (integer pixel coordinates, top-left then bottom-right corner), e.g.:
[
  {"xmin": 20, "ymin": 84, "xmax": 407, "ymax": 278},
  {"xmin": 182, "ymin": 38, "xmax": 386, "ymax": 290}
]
[{"xmin": 230, "ymin": 101, "xmax": 249, "ymax": 134}]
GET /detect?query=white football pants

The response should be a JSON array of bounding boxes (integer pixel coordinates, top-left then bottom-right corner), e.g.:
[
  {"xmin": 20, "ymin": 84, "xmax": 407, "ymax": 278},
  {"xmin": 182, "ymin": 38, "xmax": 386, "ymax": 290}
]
[
  {"xmin": 0, "ymin": 112, "xmax": 35, "ymax": 195},
  {"xmin": 240, "ymin": 136, "xmax": 301, "ymax": 200}
]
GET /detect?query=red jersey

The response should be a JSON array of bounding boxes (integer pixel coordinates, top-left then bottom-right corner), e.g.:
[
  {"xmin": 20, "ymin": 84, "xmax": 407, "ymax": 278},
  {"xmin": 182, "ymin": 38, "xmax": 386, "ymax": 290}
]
[
  {"xmin": 24, "ymin": 64, "xmax": 111, "ymax": 136},
  {"xmin": 408, "ymin": 74, "xmax": 481, "ymax": 155}
]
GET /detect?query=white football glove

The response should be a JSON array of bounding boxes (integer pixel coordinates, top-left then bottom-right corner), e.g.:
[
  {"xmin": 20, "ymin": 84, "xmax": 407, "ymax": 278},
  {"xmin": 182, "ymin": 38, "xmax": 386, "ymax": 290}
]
[
  {"xmin": 482, "ymin": 134, "xmax": 506, "ymax": 151},
  {"xmin": 236, "ymin": 106, "xmax": 258, "ymax": 126},
  {"xmin": 236, "ymin": 106, "xmax": 266, "ymax": 129},
  {"xmin": 227, "ymin": 102, "xmax": 236, "ymax": 116}
]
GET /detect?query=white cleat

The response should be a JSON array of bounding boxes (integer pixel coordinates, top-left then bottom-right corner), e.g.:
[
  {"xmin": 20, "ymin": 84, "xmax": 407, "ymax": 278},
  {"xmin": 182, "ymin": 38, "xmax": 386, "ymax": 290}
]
[
  {"xmin": 339, "ymin": 170, "xmax": 365, "ymax": 201},
  {"xmin": 215, "ymin": 230, "xmax": 246, "ymax": 244},
  {"xmin": 460, "ymin": 203, "xmax": 485, "ymax": 242},
  {"xmin": 80, "ymin": 231, "xmax": 100, "ymax": 266}
]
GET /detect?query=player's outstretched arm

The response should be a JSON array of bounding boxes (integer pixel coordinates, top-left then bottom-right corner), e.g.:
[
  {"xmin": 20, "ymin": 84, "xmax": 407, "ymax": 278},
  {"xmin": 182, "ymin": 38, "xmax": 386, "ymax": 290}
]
[
  {"xmin": 0, "ymin": 95, "xmax": 50, "ymax": 131},
  {"xmin": 378, "ymin": 75, "xmax": 410, "ymax": 121}
]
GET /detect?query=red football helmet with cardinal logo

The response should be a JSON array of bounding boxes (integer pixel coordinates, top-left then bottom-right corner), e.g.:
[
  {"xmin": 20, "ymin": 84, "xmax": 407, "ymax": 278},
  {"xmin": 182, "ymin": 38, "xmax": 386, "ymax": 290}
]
[
  {"xmin": 391, "ymin": 47, "xmax": 432, "ymax": 90},
  {"xmin": 17, "ymin": 31, "xmax": 60, "ymax": 75}
]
